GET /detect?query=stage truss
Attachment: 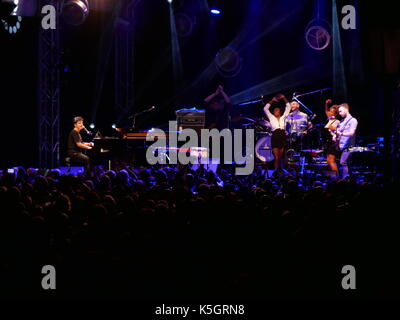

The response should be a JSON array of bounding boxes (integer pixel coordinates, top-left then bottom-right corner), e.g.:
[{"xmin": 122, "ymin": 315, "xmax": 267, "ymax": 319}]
[{"xmin": 37, "ymin": 0, "xmax": 62, "ymax": 169}]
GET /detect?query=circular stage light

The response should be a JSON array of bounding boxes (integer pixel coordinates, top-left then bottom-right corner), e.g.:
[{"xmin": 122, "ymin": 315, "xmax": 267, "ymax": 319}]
[
  {"xmin": 305, "ymin": 18, "xmax": 332, "ymax": 51},
  {"xmin": 62, "ymin": 0, "xmax": 89, "ymax": 26},
  {"xmin": 305, "ymin": 26, "xmax": 331, "ymax": 51},
  {"xmin": 175, "ymin": 12, "xmax": 194, "ymax": 37},
  {"xmin": 215, "ymin": 46, "xmax": 242, "ymax": 77},
  {"xmin": 1, "ymin": 15, "xmax": 22, "ymax": 34}
]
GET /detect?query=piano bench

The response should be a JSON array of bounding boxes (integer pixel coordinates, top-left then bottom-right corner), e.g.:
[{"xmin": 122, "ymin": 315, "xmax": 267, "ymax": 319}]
[{"xmin": 65, "ymin": 157, "xmax": 83, "ymax": 167}]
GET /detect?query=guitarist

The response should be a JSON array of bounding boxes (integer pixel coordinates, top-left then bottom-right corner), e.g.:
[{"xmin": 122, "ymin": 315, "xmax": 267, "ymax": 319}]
[
  {"xmin": 323, "ymin": 99, "xmax": 340, "ymax": 176},
  {"xmin": 334, "ymin": 103, "xmax": 358, "ymax": 178}
]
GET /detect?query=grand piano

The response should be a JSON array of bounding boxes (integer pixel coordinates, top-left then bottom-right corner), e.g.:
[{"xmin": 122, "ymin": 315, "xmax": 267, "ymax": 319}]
[
  {"xmin": 91, "ymin": 128, "xmax": 200, "ymax": 167},
  {"xmin": 91, "ymin": 127, "xmax": 210, "ymax": 168},
  {"xmin": 91, "ymin": 128, "xmax": 159, "ymax": 167},
  {"xmin": 91, "ymin": 108, "xmax": 207, "ymax": 168}
]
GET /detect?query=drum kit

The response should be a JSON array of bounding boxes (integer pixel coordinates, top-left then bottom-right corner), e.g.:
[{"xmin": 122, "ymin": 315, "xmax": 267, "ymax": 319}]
[
  {"xmin": 240, "ymin": 116, "xmax": 324, "ymax": 165},
  {"xmin": 241, "ymin": 117, "xmax": 274, "ymax": 162}
]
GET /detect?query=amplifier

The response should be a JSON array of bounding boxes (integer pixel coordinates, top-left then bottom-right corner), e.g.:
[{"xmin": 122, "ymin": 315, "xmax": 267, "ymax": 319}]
[{"xmin": 176, "ymin": 107, "xmax": 205, "ymax": 135}]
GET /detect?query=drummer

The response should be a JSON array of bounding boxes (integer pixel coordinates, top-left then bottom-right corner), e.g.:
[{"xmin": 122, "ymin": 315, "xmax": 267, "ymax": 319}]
[
  {"xmin": 286, "ymin": 100, "xmax": 312, "ymax": 139},
  {"xmin": 263, "ymin": 93, "xmax": 291, "ymax": 170}
]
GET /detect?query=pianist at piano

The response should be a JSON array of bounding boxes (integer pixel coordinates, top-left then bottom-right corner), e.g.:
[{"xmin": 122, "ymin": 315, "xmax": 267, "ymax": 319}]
[{"xmin": 66, "ymin": 116, "xmax": 94, "ymax": 173}]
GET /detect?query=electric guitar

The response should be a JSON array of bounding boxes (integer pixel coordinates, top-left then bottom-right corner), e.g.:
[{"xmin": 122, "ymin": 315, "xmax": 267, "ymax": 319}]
[
  {"xmin": 331, "ymin": 129, "xmax": 338, "ymax": 142},
  {"xmin": 332, "ymin": 129, "xmax": 343, "ymax": 151},
  {"xmin": 326, "ymin": 118, "xmax": 340, "ymax": 144}
]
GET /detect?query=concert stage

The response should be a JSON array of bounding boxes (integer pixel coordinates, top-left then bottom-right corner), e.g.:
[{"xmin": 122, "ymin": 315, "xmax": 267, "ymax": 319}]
[{"xmin": 1, "ymin": 0, "xmax": 399, "ymax": 304}]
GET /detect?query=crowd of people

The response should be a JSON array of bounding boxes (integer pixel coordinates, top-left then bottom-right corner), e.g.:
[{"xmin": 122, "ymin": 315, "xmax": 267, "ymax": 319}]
[
  {"xmin": 0, "ymin": 87, "xmax": 394, "ymax": 300},
  {"xmin": 1, "ymin": 163, "xmax": 398, "ymax": 300}
]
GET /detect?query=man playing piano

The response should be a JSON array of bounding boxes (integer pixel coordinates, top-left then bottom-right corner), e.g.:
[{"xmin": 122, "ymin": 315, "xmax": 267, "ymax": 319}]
[{"xmin": 67, "ymin": 116, "xmax": 94, "ymax": 174}]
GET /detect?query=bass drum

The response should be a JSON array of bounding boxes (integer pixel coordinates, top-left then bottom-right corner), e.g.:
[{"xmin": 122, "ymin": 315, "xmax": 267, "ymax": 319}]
[{"xmin": 255, "ymin": 133, "xmax": 274, "ymax": 162}]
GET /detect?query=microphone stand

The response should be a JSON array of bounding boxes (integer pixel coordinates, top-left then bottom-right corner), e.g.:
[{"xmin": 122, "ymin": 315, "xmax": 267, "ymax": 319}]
[
  {"xmin": 129, "ymin": 106, "xmax": 156, "ymax": 128},
  {"xmin": 292, "ymin": 88, "xmax": 330, "ymax": 118},
  {"xmin": 237, "ymin": 97, "xmax": 264, "ymax": 106},
  {"xmin": 292, "ymin": 96, "xmax": 314, "ymax": 117},
  {"xmin": 293, "ymin": 88, "xmax": 331, "ymax": 152},
  {"xmin": 295, "ymin": 87, "xmax": 331, "ymax": 98}
]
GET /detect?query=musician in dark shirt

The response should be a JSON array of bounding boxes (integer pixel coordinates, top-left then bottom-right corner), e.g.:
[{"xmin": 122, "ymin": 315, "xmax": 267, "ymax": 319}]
[
  {"xmin": 204, "ymin": 85, "xmax": 232, "ymax": 130},
  {"xmin": 67, "ymin": 116, "xmax": 94, "ymax": 173}
]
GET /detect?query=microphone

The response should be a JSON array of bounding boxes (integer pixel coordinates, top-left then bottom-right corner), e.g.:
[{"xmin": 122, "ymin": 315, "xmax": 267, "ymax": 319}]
[
  {"xmin": 310, "ymin": 114, "xmax": 317, "ymax": 121},
  {"xmin": 82, "ymin": 126, "xmax": 91, "ymax": 134},
  {"xmin": 128, "ymin": 106, "xmax": 156, "ymax": 118},
  {"xmin": 292, "ymin": 92, "xmax": 298, "ymax": 99},
  {"xmin": 144, "ymin": 106, "xmax": 156, "ymax": 113}
]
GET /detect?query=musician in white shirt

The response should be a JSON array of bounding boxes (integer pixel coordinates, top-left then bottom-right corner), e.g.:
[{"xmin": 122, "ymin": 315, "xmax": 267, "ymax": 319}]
[{"xmin": 263, "ymin": 94, "xmax": 291, "ymax": 170}]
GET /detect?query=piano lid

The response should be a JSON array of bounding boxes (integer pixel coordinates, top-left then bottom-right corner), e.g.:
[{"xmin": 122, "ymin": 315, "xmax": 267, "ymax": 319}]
[{"xmin": 114, "ymin": 127, "xmax": 171, "ymax": 139}]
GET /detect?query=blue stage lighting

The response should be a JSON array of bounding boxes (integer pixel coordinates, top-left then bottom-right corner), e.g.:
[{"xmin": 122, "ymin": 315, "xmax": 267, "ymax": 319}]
[{"xmin": 210, "ymin": 9, "xmax": 221, "ymax": 15}]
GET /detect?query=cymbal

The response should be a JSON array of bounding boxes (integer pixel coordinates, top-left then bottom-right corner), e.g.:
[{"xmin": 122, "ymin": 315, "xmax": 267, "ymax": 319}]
[
  {"xmin": 242, "ymin": 117, "xmax": 257, "ymax": 123},
  {"xmin": 255, "ymin": 119, "xmax": 271, "ymax": 126}
]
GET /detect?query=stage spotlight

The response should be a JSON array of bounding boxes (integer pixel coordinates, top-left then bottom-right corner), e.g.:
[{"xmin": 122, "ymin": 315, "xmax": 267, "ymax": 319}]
[
  {"xmin": 210, "ymin": 9, "xmax": 221, "ymax": 15},
  {"xmin": 62, "ymin": 0, "xmax": 89, "ymax": 26},
  {"xmin": 11, "ymin": 0, "xmax": 18, "ymax": 15},
  {"xmin": 89, "ymin": 123, "xmax": 95, "ymax": 129},
  {"xmin": 111, "ymin": 124, "xmax": 117, "ymax": 129},
  {"xmin": 0, "ymin": 1, "xmax": 16, "ymax": 18},
  {"xmin": 14, "ymin": 0, "xmax": 37, "ymax": 16},
  {"xmin": 1, "ymin": 1, "xmax": 23, "ymax": 35},
  {"xmin": 167, "ymin": 0, "xmax": 173, "ymax": 4}
]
